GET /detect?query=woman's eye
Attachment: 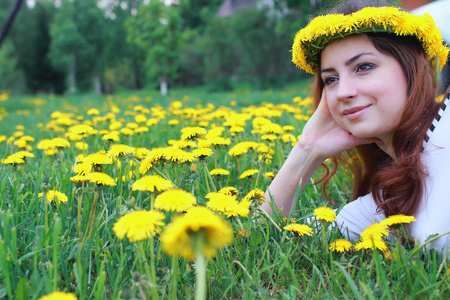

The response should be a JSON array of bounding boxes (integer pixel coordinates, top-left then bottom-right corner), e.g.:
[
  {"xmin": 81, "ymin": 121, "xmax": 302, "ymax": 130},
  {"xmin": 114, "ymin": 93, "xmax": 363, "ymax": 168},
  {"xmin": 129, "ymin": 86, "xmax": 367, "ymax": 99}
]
[
  {"xmin": 355, "ymin": 63, "xmax": 374, "ymax": 73},
  {"xmin": 323, "ymin": 76, "xmax": 338, "ymax": 86}
]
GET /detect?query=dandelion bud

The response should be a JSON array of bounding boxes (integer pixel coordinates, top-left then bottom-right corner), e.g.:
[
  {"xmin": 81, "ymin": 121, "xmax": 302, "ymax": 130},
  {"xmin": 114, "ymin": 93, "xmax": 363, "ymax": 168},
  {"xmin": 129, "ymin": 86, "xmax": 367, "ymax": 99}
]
[
  {"xmin": 125, "ymin": 198, "xmax": 136, "ymax": 209},
  {"xmin": 40, "ymin": 174, "xmax": 50, "ymax": 193}
]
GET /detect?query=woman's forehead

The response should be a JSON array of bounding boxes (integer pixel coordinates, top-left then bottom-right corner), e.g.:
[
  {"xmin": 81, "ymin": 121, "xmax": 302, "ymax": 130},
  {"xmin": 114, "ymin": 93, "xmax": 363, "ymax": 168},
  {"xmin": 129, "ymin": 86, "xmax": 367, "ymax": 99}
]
[{"xmin": 320, "ymin": 35, "xmax": 378, "ymax": 67}]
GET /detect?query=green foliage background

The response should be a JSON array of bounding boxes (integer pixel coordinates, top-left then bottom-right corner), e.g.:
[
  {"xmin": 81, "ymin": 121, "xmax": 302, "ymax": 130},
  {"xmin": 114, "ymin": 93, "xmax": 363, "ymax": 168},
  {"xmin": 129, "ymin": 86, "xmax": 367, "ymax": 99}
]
[{"xmin": 0, "ymin": 0, "xmax": 337, "ymax": 94}]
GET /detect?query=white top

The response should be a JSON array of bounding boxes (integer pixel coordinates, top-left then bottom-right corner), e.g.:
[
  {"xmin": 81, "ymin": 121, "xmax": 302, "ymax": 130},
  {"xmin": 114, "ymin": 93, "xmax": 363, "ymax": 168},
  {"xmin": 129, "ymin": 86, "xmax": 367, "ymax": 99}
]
[{"xmin": 335, "ymin": 94, "xmax": 450, "ymax": 253}]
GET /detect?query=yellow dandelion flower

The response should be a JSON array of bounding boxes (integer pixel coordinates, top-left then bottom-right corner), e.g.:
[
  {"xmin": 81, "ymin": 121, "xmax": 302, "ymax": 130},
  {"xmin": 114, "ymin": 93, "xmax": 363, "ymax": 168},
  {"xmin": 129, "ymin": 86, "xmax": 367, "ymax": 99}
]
[
  {"xmin": 164, "ymin": 147, "xmax": 195, "ymax": 164},
  {"xmin": 127, "ymin": 122, "xmax": 139, "ymax": 129},
  {"xmin": 70, "ymin": 174, "xmax": 89, "ymax": 183},
  {"xmin": 120, "ymin": 127, "xmax": 134, "ymax": 136},
  {"xmin": 264, "ymin": 171, "xmax": 275, "ymax": 179},
  {"xmin": 329, "ymin": 239, "xmax": 353, "ymax": 253},
  {"xmin": 261, "ymin": 123, "xmax": 283, "ymax": 134},
  {"xmin": 230, "ymin": 126, "xmax": 245, "ymax": 134},
  {"xmin": 168, "ymin": 119, "xmax": 179, "ymax": 125},
  {"xmin": 207, "ymin": 136, "xmax": 231, "ymax": 147},
  {"xmin": 205, "ymin": 192, "xmax": 248, "ymax": 218},
  {"xmin": 109, "ymin": 122, "xmax": 122, "ymax": 131},
  {"xmin": 69, "ymin": 124, "xmax": 93, "ymax": 136},
  {"xmin": 282, "ymin": 125, "xmax": 295, "ymax": 131},
  {"xmin": 196, "ymin": 138, "xmax": 212, "ymax": 148},
  {"xmin": 243, "ymin": 188, "xmax": 265, "ymax": 205},
  {"xmin": 102, "ymin": 132, "xmax": 120, "ymax": 142},
  {"xmin": 113, "ymin": 210, "xmax": 165, "ymax": 242},
  {"xmin": 209, "ymin": 168, "xmax": 230, "ymax": 176},
  {"xmin": 0, "ymin": 135, "xmax": 7, "ymax": 143},
  {"xmin": 261, "ymin": 134, "xmax": 277, "ymax": 141},
  {"xmin": 75, "ymin": 142, "xmax": 89, "ymax": 150},
  {"xmin": 83, "ymin": 152, "xmax": 113, "ymax": 167},
  {"xmin": 354, "ymin": 237, "xmax": 388, "ymax": 252},
  {"xmin": 85, "ymin": 172, "xmax": 116, "ymax": 186},
  {"xmin": 284, "ymin": 224, "xmax": 313, "ymax": 237},
  {"xmin": 14, "ymin": 131, "xmax": 24, "ymax": 138},
  {"xmin": 73, "ymin": 162, "xmax": 92, "ymax": 175},
  {"xmin": 146, "ymin": 118, "xmax": 160, "ymax": 126},
  {"xmin": 192, "ymin": 148, "xmax": 213, "ymax": 160},
  {"xmin": 135, "ymin": 114, "xmax": 147, "ymax": 123},
  {"xmin": 206, "ymin": 192, "xmax": 238, "ymax": 209},
  {"xmin": 39, "ymin": 190, "xmax": 68, "ymax": 204},
  {"xmin": 228, "ymin": 141, "xmax": 259, "ymax": 156},
  {"xmin": 135, "ymin": 126, "xmax": 149, "ymax": 134},
  {"xmin": 180, "ymin": 126, "xmax": 207, "ymax": 141},
  {"xmin": 380, "ymin": 214, "xmax": 417, "ymax": 227},
  {"xmin": 45, "ymin": 149, "xmax": 58, "ymax": 156},
  {"xmin": 239, "ymin": 169, "xmax": 259, "ymax": 179},
  {"xmin": 107, "ymin": 144, "xmax": 134, "ymax": 158},
  {"xmin": 87, "ymin": 108, "xmax": 100, "ymax": 115},
  {"xmin": 313, "ymin": 207, "xmax": 337, "ymax": 223},
  {"xmin": 161, "ymin": 206, "xmax": 233, "ymax": 260},
  {"xmin": 170, "ymin": 139, "xmax": 196, "ymax": 149},
  {"xmin": 132, "ymin": 175, "xmax": 173, "ymax": 193},
  {"xmin": 135, "ymin": 147, "xmax": 151, "ymax": 159},
  {"xmin": 154, "ymin": 189, "xmax": 197, "ymax": 212},
  {"xmin": 2, "ymin": 151, "xmax": 34, "ymax": 165},
  {"xmin": 218, "ymin": 186, "xmax": 239, "ymax": 196},
  {"xmin": 360, "ymin": 222, "xmax": 389, "ymax": 241},
  {"xmin": 138, "ymin": 148, "xmax": 166, "ymax": 174},
  {"xmin": 281, "ymin": 133, "xmax": 297, "ymax": 146},
  {"xmin": 38, "ymin": 291, "xmax": 77, "ymax": 300}
]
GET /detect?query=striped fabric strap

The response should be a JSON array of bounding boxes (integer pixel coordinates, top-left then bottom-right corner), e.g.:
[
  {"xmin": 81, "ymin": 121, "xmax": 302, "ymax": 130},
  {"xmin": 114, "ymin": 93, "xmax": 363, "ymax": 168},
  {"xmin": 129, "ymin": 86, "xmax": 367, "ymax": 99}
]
[{"xmin": 424, "ymin": 95, "xmax": 450, "ymax": 145}]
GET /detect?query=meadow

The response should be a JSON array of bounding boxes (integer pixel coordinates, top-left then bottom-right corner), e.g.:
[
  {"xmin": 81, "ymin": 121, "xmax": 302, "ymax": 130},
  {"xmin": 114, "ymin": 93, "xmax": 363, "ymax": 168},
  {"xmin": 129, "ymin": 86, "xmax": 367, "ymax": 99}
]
[{"xmin": 1, "ymin": 83, "xmax": 450, "ymax": 300}]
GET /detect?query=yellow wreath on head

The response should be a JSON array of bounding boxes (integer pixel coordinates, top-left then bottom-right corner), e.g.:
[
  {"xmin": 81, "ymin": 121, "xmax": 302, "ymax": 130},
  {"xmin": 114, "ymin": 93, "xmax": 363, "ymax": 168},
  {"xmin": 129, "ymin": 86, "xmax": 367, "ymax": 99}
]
[{"xmin": 292, "ymin": 6, "xmax": 450, "ymax": 74}]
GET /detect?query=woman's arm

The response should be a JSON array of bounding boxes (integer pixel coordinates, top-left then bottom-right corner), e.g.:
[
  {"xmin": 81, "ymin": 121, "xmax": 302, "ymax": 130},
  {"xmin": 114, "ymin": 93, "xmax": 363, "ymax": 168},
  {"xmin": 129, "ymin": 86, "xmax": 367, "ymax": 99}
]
[
  {"xmin": 262, "ymin": 141, "xmax": 323, "ymax": 216},
  {"xmin": 262, "ymin": 93, "xmax": 381, "ymax": 217}
]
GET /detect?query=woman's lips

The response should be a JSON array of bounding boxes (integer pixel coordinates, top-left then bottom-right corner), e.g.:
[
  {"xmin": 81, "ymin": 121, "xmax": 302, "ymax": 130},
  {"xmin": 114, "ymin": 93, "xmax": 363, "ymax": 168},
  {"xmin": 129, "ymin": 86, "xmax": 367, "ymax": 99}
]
[{"xmin": 343, "ymin": 105, "xmax": 371, "ymax": 121}]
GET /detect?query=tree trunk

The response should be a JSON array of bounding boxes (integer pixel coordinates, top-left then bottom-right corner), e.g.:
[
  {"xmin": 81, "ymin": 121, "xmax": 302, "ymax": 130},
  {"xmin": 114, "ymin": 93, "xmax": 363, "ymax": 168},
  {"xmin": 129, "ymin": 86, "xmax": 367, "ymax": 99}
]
[
  {"xmin": 160, "ymin": 74, "xmax": 168, "ymax": 96},
  {"xmin": 133, "ymin": 57, "xmax": 143, "ymax": 89},
  {"xmin": 68, "ymin": 54, "xmax": 77, "ymax": 93},
  {"xmin": 94, "ymin": 68, "xmax": 101, "ymax": 94}
]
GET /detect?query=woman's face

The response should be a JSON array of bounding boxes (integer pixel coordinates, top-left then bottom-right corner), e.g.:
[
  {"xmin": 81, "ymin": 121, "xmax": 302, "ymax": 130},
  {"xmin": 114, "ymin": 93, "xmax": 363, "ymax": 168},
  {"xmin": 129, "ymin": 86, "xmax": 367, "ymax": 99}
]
[{"xmin": 320, "ymin": 34, "xmax": 408, "ymax": 152}]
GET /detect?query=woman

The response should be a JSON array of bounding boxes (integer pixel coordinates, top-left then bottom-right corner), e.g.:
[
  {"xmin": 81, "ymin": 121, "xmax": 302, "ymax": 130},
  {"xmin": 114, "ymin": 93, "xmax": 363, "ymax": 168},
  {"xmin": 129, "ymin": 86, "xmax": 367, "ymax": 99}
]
[{"xmin": 262, "ymin": 1, "xmax": 450, "ymax": 251}]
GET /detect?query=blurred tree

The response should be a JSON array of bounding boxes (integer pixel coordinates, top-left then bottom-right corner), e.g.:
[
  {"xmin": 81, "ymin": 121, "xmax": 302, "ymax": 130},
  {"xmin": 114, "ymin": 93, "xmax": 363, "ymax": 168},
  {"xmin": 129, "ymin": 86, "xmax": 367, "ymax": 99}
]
[
  {"xmin": 201, "ymin": 16, "xmax": 238, "ymax": 91},
  {"xmin": 49, "ymin": 0, "xmax": 106, "ymax": 93},
  {"xmin": 99, "ymin": 0, "xmax": 146, "ymax": 93},
  {"xmin": 179, "ymin": 0, "xmax": 223, "ymax": 30},
  {"xmin": 126, "ymin": 1, "xmax": 183, "ymax": 95},
  {"xmin": 175, "ymin": 0, "xmax": 223, "ymax": 87},
  {"xmin": 0, "ymin": 40, "xmax": 25, "ymax": 92},
  {"xmin": 13, "ymin": 2, "xmax": 65, "ymax": 93}
]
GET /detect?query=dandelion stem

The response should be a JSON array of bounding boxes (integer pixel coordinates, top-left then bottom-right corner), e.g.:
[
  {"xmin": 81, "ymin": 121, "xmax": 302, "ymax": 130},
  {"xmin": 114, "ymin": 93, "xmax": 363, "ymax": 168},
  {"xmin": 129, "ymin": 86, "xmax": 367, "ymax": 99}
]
[
  {"xmin": 203, "ymin": 161, "xmax": 211, "ymax": 193},
  {"xmin": 321, "ymin": 222, "xmax": 327, "ymax": 251},
  {"xmin": 118, "ymin": 156, "xmax": 124, "ymax": 197},
  {"xmin": 149, "ymin": 237, "xmax": 159, "ymax": 300},
  {"xmin": 195, "ymin": 250, "xmax": 207, "ymax": 300},
  {"xmin": 169, "ymin": 254, "xmax": 179, "ymax": 300},
  {"xmin": 77, "ymin": 187, "xmax": 85, "ymax": 241},
  {"xmin": 138, "ymin": 241, "xmax": 154, "ymax": 298},
  {"xmin": 78, "ymin": 188, "xmax": 99, "ymax": 259}
]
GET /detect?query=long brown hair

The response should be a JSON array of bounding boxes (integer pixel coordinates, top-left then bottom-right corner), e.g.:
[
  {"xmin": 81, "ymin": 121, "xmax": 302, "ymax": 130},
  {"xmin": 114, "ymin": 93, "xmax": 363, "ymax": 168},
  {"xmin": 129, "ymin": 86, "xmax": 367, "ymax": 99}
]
[{"xmin": 312, "ymin": 31, "xmax": 440, "ymax": 217}]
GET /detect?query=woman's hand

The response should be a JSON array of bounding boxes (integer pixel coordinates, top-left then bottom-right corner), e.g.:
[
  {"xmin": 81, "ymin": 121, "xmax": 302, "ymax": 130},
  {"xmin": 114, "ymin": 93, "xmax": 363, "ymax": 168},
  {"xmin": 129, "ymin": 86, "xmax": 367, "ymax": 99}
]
[{"xmin": 298, "ymin": 92, "xmax": 380, "ymax": 160}]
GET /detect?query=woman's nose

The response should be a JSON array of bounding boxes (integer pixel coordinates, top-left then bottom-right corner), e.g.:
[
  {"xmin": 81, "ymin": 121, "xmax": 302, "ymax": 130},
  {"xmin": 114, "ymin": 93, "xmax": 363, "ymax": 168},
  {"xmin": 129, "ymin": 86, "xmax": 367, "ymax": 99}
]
[{"xmin": 336, "ymin": 76, "xmax": 358, "ymax": 101}]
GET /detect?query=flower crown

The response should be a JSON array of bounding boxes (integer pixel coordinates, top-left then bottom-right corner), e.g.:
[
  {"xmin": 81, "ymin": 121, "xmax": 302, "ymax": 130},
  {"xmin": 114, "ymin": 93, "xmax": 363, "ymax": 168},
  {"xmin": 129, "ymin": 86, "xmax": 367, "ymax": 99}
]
[{"xmin": 292, "ymin": 6, "xmax": 450, "ymax": 74}]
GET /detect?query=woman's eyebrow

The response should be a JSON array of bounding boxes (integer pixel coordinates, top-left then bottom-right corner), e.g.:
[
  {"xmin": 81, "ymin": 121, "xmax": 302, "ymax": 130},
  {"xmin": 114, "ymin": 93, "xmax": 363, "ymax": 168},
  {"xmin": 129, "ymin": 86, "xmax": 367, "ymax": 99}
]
[{"xmin": 321, "ymin": 52, "xmax": 374, "ymax": 74}]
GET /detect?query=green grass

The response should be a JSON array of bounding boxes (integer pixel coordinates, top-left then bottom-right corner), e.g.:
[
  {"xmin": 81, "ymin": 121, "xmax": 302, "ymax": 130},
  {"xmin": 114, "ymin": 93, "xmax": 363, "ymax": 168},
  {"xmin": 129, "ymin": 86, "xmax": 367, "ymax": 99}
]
[{"xmin": 1, "ymin": 83, "xmax": 450, "ymax": 299}]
